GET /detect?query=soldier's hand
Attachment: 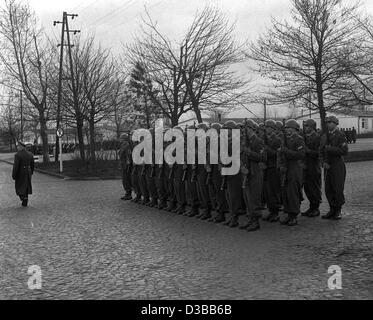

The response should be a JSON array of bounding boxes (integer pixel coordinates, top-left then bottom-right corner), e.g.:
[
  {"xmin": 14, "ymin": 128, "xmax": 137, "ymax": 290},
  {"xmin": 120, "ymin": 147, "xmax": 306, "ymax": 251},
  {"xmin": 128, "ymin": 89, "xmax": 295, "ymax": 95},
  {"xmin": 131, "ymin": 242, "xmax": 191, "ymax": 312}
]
[
  {"xmin": 323, "ymin": 163, "xmax": 331, "ymax": 170},
  {"xmin": 281, "ymin": 147, "xmax": 290, "ymax": 154},
  {"xmin": 279, "ymin": 166, "xmax": 287, "ymax": 174},
  {"xmin": 324, "ymin": 145, "xmax": 333, "ymax": 153}
]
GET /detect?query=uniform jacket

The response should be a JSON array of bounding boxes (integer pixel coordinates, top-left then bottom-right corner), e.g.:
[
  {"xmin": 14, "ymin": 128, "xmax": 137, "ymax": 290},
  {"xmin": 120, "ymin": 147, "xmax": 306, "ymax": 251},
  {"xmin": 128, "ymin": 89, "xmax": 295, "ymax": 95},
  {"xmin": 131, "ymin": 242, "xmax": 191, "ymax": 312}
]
[
  {"xmin": 320, "ymin": 129, "xmax": 348, "ymax": 165},
  {"xmin": 265, "ymin": 131, "xmax": 282, "ymax": 168},
  {"xmin": 282, "ymin": 132, "xmax": 306, "ymax": 166},
  {"xmin": 12, "ymin": 149, "xmax": 35, "ymax": 196},
  {"xmin": 119, "ymin": 141, "xmax": 132, "ymax": 169},
  {"xmin": 304, "ymin": 131, "xmax": 321, "ymax": 170}
]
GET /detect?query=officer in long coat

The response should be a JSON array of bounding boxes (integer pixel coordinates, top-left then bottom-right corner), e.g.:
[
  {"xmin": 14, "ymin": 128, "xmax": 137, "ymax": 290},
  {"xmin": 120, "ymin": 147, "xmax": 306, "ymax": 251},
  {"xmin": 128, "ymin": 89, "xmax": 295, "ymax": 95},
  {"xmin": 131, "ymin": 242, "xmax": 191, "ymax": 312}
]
[
  {"xmin": 12, "ymin": 141, "xmax": 35, "ymax": 207},
  {"xmin": 320, "ymin": 116, "xmax": 348, "ymax": 220}
]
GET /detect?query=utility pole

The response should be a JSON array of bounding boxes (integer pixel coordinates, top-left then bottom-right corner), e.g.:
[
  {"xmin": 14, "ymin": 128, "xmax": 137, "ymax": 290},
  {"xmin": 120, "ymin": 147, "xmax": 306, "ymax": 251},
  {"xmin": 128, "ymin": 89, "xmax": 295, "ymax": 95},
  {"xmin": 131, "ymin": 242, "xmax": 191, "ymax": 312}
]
[
  {"xmin": 264, "ymin": 98, "xmax": 267, "ymax": 122},
  {"xmin": 53, "ymin": 12, "xmax": 80, "ymax": 165}
]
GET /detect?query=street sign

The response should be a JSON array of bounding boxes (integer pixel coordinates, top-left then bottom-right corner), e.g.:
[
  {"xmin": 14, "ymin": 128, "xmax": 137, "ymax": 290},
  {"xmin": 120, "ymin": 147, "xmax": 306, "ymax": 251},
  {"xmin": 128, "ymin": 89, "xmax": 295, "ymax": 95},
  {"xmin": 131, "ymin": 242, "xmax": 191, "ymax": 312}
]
[{"xmin": 56, "ymin": 128, "xmax": 64, "ymax": 138}]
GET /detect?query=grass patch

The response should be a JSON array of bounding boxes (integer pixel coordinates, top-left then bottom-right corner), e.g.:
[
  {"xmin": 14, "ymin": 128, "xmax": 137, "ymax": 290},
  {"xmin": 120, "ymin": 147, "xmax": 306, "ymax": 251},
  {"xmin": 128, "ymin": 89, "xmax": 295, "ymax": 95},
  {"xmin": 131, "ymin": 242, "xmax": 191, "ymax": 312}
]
[{"xmin": 36, "ymin": 159, "xmax": 121, "ymax": 178}]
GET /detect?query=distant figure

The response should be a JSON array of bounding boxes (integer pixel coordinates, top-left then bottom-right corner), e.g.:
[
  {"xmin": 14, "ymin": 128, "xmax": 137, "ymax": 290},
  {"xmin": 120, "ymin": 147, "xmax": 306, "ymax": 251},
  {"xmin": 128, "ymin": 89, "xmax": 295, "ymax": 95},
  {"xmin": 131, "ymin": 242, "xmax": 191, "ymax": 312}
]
[
  {"xmin": 12, "ymin": 141, "xmax": 35, "ymax": 207},
  {"xmin": 346, "ymin": 128, "xmax": 352, "ymax": 144},
  {"xmin": 352, "ymin": 127, "xmax": 357, "ymax": 144}
]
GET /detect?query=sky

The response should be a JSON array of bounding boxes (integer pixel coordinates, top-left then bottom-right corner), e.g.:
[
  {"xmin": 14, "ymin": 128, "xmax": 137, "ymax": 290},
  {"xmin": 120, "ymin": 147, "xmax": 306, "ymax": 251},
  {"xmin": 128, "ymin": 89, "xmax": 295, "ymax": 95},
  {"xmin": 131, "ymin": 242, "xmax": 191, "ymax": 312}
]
[
  {"xmin": 29, "ymin": 0, "xmax": 294, "ymax": 53},
  {"xmin": 28, "ymin": 0, "xmax": 373, "ymax": 54},
  {"xmin": 18, "ymin": 0, "xmax": 373, "ymax": 118}
]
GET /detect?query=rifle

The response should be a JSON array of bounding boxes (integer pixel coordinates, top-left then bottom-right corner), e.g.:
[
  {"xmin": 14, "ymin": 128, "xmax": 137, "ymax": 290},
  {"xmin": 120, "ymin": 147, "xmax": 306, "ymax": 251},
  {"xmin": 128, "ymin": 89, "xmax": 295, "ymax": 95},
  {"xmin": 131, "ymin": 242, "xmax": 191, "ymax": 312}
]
[
  {"xmin": 261, "ymin": 125, "xmax": 268, "ymax": 179},
  {"xmin": 182, "ymin": 164, "xmax": 188, "ymax": 182},
  {"xmin": 279, "ymin": 119, "xmax": 288, "ymax": 188},
  {"xmin": 191, "ymin": 164, "xmax": 197, "ymax": 183},
  {"xmin": 168, "ymin": 165, "xmax": 175, "ymax": 180},
  {"xmin": 158, "ymin": 165, "xmax": 164, "ymax": 179},
  {"xmin": 241, "ymin": 119, "xmax": 251, "ymax": 189},
  {"xmin": 323, "ymin": 126, "xmax": 331, "ymax": 182},
  {"xmin": 141, "ymin": 164, "xmax": 146, "ymax": 177},
  {"xmin": 220, "ymin": 170, "xmax": 227, "ymax": 191},
  {"xmin": 150, "ymin": 164, "xmax": 155, "ymax": 178},
  {"xmin": 205, "ymin": 136, "xmax": 212, "ymax": 186}
]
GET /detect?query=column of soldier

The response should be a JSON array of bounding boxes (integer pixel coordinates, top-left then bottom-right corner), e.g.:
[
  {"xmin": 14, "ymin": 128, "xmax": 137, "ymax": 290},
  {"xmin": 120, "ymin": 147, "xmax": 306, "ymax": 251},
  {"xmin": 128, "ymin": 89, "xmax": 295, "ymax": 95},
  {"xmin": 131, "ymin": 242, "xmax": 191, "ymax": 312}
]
[{"xmin": 119, "ymin": 115, "xmax": 348, "ymax": 232}]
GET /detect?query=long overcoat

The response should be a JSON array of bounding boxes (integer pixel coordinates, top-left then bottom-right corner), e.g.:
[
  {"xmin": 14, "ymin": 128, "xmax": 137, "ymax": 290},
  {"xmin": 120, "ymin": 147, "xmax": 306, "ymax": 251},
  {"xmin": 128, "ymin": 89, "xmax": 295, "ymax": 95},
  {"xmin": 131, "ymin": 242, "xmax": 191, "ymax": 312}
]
[{"xmin": 12, "ymin": 150, "xmax": 35, "ymax": 196}]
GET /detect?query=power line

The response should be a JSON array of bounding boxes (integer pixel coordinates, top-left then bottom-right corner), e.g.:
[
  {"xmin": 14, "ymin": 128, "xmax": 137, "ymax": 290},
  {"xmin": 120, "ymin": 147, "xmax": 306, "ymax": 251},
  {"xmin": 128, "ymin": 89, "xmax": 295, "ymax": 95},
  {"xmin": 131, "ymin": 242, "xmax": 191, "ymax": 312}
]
[
  {"xmin": 116, "ymin": 0, "xmax": 165, "ymax": 28},
  {"xmin": 75, "ymin": 0, "xmax": 102, "ymax": 13},
  {"xmin": 90, "ymin": 0, "xmax": 136, "ymax": 26}
]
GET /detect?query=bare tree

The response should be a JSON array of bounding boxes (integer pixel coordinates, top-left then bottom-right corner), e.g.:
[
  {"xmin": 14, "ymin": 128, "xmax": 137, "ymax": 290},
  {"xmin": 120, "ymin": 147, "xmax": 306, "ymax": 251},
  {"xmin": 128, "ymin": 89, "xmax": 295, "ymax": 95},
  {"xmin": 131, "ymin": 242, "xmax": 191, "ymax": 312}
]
[
  {"xmin": 0, "ymin": 0, "xmax": 53, "ymax": 162},
  {"xmin": 127, "ymin": 25, "xmax": 191, "ymax": 126},
  {"xmin": 247, "ymin": 0, "xmax": 364, "ymax": 130},
  {"xmin": 337, "ymin": 12, "xmax": 373, "ymax": 107},
  {"xmin": 129, "ymin": 61, "xmax": 162, "ymax": 128},
  {"xmin": 78, "ymin": 39, "xmax": 118, "ymax": 162},
  {"xmin": 128, "ymin": 7, "xmax": 248, "ymax": 125},
  {"xmin": 0, "ymin": 96, "xmax": 20, "ymax": 151},
  {"xmin": 181, "ymin": 7, "xmax": 249, "ymax": 123}
]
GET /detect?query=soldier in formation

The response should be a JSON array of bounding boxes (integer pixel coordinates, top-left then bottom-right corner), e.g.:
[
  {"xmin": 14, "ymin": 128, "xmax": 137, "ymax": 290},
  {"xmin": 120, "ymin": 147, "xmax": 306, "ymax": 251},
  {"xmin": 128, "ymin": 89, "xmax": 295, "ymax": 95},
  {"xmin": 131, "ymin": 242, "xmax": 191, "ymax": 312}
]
[{"xmin": 119, "ymin": 115, "xmax": 348, "ymax": 231}]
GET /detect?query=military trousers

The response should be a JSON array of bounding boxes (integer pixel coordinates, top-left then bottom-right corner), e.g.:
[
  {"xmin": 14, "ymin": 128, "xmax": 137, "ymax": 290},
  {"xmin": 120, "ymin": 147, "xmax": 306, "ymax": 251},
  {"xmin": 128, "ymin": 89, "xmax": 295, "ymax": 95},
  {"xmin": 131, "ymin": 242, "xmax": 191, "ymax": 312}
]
[
  {"xmin": 325, "ymin": 158, "xmax": 346, "ymax": 210},
  {"xmin": 226, "ymin": 173, "xmax": 245, "ymax": 218},
  {"xmin": 122, "ymin": 164, "xmax": 132, "ymax": 195},
  {"xmin": 196, "ymin": 165, "xmax": 212, "ymax": 210},
  {"xmin": 242, "ymin": 165, "xmax": 263, "ymax": 221},
  {"xmin": 282, "ymin": 163, "xmax": 303, "ymax": 218},
  {"xmin": 303, "ymin": 163, "xmax": 322, "ymax": 210},
  {"xmin": 131, "ymin": 166, "xmax": 142, "ymax": 199},
  {"xmin": 264, "ymin": 167, "xmax": 281, "ymax": 214}
]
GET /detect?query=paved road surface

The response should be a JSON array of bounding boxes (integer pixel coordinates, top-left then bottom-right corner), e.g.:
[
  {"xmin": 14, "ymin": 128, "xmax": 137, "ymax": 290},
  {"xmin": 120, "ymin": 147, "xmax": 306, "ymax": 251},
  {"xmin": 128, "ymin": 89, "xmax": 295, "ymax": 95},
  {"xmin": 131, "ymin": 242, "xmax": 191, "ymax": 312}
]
[{"xmin": 0, "ymin": 160, "xmax": 372, "ymax": 300}]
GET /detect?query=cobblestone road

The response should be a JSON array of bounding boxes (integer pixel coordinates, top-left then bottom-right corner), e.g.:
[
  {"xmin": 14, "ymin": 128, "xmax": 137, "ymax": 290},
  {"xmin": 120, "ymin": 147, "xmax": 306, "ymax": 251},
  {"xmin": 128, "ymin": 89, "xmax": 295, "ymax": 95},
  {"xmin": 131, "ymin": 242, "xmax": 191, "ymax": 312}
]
[{"xmin": 0, "ymin": 160, "xmax": 372, "ymax": 300}]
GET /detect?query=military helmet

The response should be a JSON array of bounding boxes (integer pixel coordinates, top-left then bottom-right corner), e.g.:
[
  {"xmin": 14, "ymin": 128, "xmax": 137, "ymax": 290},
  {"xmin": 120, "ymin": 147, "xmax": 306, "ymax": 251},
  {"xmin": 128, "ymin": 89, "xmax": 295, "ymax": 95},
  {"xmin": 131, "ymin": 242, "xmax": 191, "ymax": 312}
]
[
  {"xmin": 326, "ymin": 116, "xmax": 339, "ymax": 125},
  {"xmin": 275, "ymin": 121, "xmax": 283, "ymax": 129},
  {"xmin": 173, "ymin": 126, "xmax": 183, "ymax": 132},
  {"xmin": 265, "ymin": 120, "xmax": 277, "ymax": 129},
  {"xmin": 245, "ymin": 119, "xmax": 258, "ymax": 130},
  {"xmin": 223, "ymin": 120, "xmax": 238, "ymax": 129},
  {"xmin": 197, "ymin": 123, "xmax": 209, "ymax": 131},
  {"xmin": 285, "ymin": 119, "xmax": 300, "ymax": 130},
  {"xmin": 210, "ymin": 123, "xmax": 222, "ymax": 131},
  {"xmin": 119, "ymin": 133, "xmax": 129, "ymax": 141},
  {"xmin": 304, "ymin": 119, "xmax": 317, "ymax": 129}
]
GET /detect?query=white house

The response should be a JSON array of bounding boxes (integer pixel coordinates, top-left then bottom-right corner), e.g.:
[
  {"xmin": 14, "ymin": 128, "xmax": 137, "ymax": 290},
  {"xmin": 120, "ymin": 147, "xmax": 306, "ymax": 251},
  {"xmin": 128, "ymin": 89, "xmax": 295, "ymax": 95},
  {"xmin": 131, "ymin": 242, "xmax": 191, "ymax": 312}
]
[{"xmin": 295, "ymin": 110, "xmax": 373, "ymax": 134}]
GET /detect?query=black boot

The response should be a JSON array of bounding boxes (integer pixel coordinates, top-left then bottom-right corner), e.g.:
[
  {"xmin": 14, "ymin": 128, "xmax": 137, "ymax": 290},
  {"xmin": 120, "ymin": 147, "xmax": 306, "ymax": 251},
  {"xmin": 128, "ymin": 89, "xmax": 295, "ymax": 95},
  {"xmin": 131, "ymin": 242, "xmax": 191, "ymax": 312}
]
[
  {"xmin": 131, "ymin": 196, "xmax": 141, "ymax": 203},
  {"xmin": 332, "ymin": 208, "xmax": 342, "ymax": 220},
  {"xmin": 301, "ymin": 208, "xmax": 312, "ymax": 217},
  {"xmin": 213, "ymin": 213, "xmax": 226, "ymax": 224},
  {"xmin": 308, "ymin": 208, "xmax": 320, "ymax": 218},
  {"xmin": 322, "ymin": 208, "xmax": 335, "ymax": 220},
  {"xmin": 175, "ymin": 205, "xmax": 186, "ymax": 215},
  {"xmin": 22, "ymin": 198, "xmax": 28, "ymax": 207},
  {"xmin": 186, "ymin": 207, "xmax": 199, "ymax": 217},
  {"xmin": 287, "ymin": 216, "xmax": 298, "ymax": 226},
  {"xmin": 157, "ymin": 201, "xmax": 167, "ymax": 210},
  {"xmin": 200, "ymin": 209, "xmax": 212, "ymax": 220},
  {"xmin": 165, "ymin": 203, "xmax": 177, "ymax": 212},
  {"xmin": 246, "ymin": 219, "xmax": 260, "ymax": 232},
  {"xmin": 280, "ymin": 213, "xmax": 291, "ymax": 225},
  {"xmin": 225, "ymin": 216, "xmax": 238, "ymax": 228}
]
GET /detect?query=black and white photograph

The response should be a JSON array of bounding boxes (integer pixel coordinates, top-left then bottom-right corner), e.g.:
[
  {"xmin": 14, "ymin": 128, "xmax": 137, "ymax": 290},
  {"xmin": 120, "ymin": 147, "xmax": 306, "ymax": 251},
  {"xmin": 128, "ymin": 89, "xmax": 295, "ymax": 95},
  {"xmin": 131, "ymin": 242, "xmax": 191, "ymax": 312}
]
[{"xmin": 0, "ymin": 0, "xmax": 372, "ymax": 306}]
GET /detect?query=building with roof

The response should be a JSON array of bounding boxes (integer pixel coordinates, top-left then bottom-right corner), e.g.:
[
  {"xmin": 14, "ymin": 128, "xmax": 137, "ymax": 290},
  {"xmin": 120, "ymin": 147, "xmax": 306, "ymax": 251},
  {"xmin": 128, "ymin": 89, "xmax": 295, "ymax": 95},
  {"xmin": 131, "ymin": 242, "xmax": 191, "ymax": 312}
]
[{"xmin": 295, "ymin": 110, "xmax": 373, "ymax": 134}]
